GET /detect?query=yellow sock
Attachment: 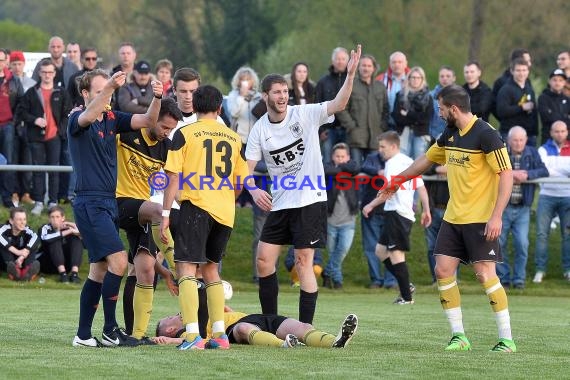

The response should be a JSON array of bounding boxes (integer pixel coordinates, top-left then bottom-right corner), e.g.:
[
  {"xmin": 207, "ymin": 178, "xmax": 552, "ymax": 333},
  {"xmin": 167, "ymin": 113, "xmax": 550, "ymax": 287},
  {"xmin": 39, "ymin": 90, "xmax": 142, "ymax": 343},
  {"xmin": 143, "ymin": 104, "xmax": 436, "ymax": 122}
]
[
  {"xmin": 483, "ymin": 276, "xmax": 512, "ymax": 339},
  {"xmin": 178, "ymin": 276, "xmax": 199, "ymax": 340},
  {"xmin": 437, "ymin": 276, "xmax": 461, "ymax": 310},
  {"xmin": 132, "ymin": 283, "xmax": 154, "ymax": 339},
  {"xmin": 302, "ymin": 329, "xmax": 335, "ymax": 348},
  {"xmin": 151, "ymin": 224, "xmax": 176, "ymax": 278},
  {"xmin": 483, "ymin": 277, "xmax": 508, "ymax": 312},
  {"xmin": 206, "ymin": 281, "xmax": 225, "ymax": 338},
  {"xmin": 248, "ymin": 330, "xmax": 284, "ymax": 347}
]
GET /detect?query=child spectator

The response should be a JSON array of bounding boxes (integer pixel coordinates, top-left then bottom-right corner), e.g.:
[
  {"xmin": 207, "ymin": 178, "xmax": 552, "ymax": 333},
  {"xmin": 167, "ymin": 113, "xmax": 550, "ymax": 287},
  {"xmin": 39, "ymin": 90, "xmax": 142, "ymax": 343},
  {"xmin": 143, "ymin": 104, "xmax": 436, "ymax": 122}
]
[
  {"xmin": 0, "ymin": 207, "xmax": 40, "ymax": 281},
  {"xmin": 39, "ymin": 205, "xmax": 83, "ymax": 283},
  {"xmin": 285, "ymin": 246, "xmax": 323, "ymax": 288},
  {"xmin": 321, "ymin": 143, "xmax": 360, "ymax": 289}
]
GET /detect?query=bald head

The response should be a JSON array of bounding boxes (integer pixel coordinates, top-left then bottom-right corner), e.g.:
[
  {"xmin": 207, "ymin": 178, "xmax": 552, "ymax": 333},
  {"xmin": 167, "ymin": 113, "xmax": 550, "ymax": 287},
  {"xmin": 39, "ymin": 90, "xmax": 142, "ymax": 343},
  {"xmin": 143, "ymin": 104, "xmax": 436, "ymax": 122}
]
[
  {"xmin": 48, "ymin": 36, "xmax": 64, "ymax": 60},
  {"xmin": 507, "ymin": 126, "xmax": 527, "ymax": 154},
  {"xmin": 550, "ymin": 120, "xmax": 568, "ymax": 146},
  {"xmin": 389, "ymin": 51, "xmax": 407, "ymax": 77}
]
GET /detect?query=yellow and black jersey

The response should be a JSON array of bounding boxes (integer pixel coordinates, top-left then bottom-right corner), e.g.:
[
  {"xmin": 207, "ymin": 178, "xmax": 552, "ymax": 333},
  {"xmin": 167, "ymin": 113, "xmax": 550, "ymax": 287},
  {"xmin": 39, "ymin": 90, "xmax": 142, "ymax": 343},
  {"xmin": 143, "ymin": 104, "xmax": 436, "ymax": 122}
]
[
  {"xmin": 165, "ymin": 119, "xmax": 249, "ymax": 227},
  {"xmin": 116, "ymin": 129, "xmax": 171, "ymax": 199},
  {"xmin": 425, "ymin": 116, "xmax": 511, "ymax": 224}
]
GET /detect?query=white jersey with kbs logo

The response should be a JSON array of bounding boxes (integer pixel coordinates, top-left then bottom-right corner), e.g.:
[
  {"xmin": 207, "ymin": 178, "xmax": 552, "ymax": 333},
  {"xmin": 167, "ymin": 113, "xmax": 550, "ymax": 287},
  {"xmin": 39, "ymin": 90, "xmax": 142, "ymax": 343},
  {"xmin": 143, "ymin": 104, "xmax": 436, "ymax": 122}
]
[{"xmin": 246, "ymin": 102, "xmax": 333, "ymax": 211}]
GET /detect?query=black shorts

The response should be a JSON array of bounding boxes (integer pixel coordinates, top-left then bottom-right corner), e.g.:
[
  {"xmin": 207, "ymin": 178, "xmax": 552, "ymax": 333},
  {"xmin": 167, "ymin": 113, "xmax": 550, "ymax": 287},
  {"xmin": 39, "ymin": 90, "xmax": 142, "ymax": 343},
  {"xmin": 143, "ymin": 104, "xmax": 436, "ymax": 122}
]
[
  {"xmin": 174, "ymin": 201, "xmax": 232, "ymax": 264},
  {"xmin": 117, "ymin": 197, "xmax": 157, "ymax": 263},
  {"xmin": 260, "ymin": 201, "xmax": 327, "ymax": 249},
  {"xmin": 433, "ymin": 221, "xmax": 502, "ymax": 264},
  {"xmin": 378, "ymin": 211, "xmax": 413, "ymax": 251},
  {"xmin": 226, "ymin": 314, "xmax": 288, "ymax": 343}
]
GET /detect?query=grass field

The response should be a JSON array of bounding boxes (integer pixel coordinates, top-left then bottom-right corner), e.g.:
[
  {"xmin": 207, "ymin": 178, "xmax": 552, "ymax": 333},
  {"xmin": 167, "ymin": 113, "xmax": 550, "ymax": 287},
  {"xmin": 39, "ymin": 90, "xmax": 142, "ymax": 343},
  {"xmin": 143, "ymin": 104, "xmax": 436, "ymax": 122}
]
[
  {"xmin": 0, "ymin": 206, "xmax": 569, "ymax": 379},
  {"xmin": 1, "ymin": 287, "xmax": 570, "ymax": 379}
]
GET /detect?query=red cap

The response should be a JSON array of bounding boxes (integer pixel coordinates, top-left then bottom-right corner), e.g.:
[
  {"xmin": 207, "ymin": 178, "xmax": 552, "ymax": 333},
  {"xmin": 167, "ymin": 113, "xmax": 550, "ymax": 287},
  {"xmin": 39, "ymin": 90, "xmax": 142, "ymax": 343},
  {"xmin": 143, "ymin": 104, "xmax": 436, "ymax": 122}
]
[{"xmin": 9, "ymin": 51, "xmax": 25, "ymax": 62}]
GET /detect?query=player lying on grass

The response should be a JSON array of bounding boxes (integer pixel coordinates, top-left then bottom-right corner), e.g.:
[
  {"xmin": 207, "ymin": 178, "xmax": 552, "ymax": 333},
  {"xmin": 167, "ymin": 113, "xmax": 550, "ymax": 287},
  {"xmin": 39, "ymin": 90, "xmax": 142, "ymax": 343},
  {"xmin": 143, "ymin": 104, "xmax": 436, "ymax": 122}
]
[{"xmin": 153, "ymin": 308, "xmax": 358, "ymax": 349}]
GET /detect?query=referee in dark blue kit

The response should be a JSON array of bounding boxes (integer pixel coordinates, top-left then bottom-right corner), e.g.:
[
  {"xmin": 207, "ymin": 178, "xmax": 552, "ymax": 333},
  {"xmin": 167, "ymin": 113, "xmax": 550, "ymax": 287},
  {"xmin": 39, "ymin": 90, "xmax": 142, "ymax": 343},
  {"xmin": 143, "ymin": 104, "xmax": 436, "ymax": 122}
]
[{"xmin": 68, "ymin": 69, "xmax": 163, "ymax": 348}]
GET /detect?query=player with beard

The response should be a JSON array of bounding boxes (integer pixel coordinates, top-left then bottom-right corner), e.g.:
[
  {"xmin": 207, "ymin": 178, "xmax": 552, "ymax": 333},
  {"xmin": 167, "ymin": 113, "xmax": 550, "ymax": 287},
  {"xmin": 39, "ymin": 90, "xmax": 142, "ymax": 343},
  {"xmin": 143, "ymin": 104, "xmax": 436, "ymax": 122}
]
[
  {"xmin": 115, "ymin": 97, "xmax": 183, "ymax": 342},
  {"xmin": 376, "ymin": 84, "xmax": 516, "ymax": 352},
  {"xmin": 245, "ymin": 45, "xmax": 361, "ymax": 325}
]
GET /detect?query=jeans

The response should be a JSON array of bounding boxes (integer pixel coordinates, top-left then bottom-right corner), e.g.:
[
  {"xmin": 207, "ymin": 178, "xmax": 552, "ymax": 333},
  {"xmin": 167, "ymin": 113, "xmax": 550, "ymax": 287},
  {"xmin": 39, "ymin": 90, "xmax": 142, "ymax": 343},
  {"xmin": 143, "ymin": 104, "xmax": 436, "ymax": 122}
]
[
  {"xmin": 535, "ymin": 195, "xmax": 570, "ymax": 272},
  {"xmin": 425, "ymin": 207, "xmax": 445, "ymax": 283},
  {"xmin": 0, "ymin": 123, "xmax": 16, "ymax": 202},
  {"xmin": 360, "ymin": 212, "xmax": 396, "ymax": 287},
  {"xmin": 349, "ymin": 148, "xmax": 374, "ymax": 166},
  {"xmin": 324, "ymin": 221, "xmax": 356, "ymax": 284},
  {"xmin": 30, "ymin": 137, "xmax": 61, "ymax": 204},
  {"xmin": 322, "ymin": 128, "xmax": 346, "ymax": 164},
  {"xmin": 497, "ymin": 204, "xmax": 530, "ymax": 285},
  {"xmin": 13, "ymin": 129, "xmax": 33, "ymax": 195}
]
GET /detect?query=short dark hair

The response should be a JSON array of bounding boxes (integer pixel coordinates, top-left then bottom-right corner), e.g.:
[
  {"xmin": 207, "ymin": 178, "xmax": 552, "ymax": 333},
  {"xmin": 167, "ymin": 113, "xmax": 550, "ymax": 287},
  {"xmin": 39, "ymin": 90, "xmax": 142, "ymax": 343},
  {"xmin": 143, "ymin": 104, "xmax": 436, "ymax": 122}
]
[
  {"xmin": 261, "ymin": 74, "xmax": 288, "ymax": 93},
  {"xmin": 159, "ymin": 98, "xmax": 183, "ymax": 121},
  {"xmin": 378, "ymin": 131, "xmax": 400, "ymax": 147},
  {"xmin": 510, "ymin": 57, "xmax": 529, "ymax": 71},
  {"xmin": 192, "ymin": 85, "xmax": 223, "ymax": 113},
  {"xmin": 39, "ymin": 58, "xmax": 55, "ymax": 69},
  {"xmin": 464, "ymin": 60, "xmax": 481, "ymax": 70},
  {"xmin": 9, "ymin": 207, "xmax": 26, "ymax": 219},
  {"xmin": 173, "ymin": 68, "xmax": 200, "ymax": 88},
  {"xmin": 510, "ymin": 48, "xmax": 529, "ymax": 62},
  {"xmin": 437, "ymin": 84, "xmax": 471, "ymax": 112},
  {"xmin": 78, "ymin": 69, "xmax": 109, "ymax": 93},
  {"xmin": 81, "ymin": 47, "xmax": 97, "ymax": 58},
  {"xmin": 48, "ymin": 204, "xmax": 65, "ymax": 216}
]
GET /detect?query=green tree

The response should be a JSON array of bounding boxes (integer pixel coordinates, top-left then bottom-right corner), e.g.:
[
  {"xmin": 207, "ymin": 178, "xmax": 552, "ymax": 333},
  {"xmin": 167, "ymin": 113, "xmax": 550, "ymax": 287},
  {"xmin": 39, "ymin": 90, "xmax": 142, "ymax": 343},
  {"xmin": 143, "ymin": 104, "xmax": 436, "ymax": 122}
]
[{"xmin": 0, "ymin": 19, "xmax": 48, "ymax": 51}]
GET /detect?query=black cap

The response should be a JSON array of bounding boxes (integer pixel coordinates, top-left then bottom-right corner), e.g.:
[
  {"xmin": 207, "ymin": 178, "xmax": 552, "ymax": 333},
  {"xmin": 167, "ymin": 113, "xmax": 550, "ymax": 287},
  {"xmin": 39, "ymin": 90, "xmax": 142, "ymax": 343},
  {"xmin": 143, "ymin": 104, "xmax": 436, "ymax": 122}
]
[
  {"xmin": 134, "ymin": 60, "xmax": 151, "ymax": 74},
  {"xmin": 550, "ymin": 68, "xmax": 567, "ymax": 80}
]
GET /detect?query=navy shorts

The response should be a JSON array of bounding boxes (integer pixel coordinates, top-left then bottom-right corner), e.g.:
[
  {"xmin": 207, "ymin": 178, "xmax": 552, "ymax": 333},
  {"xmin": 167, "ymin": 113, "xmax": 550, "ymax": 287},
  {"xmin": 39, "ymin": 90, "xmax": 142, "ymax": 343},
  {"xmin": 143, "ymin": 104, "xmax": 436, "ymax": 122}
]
[{"xmin": 73, "ymin": 196, "xmax": 124, "ymax": 263}]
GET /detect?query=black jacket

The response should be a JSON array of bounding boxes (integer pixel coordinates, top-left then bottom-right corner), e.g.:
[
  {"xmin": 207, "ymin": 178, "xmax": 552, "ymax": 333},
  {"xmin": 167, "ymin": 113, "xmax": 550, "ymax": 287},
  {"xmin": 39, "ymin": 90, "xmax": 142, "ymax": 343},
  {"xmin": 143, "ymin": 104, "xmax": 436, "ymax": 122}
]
[
  {"xmin": 359, "ymin": 152, "xmax": 385, "ymax": 215},
  {"xmin": 538, "ymin": 88, "xmax": 570, "ymax": 140},
  {"xmin": 496, "ymin": 77, "xmax": 538, "ymax": 136},
  {"xmin": 463, "ymin": 81, "xmax": 493, "ymax": 122},
  {"xmin": 392, "ymin": 89, "xmax": 433, "ymax": 136},
  {"xmin": 0, "ymin": 222, "xmax": 40, "ymax": 253},
  {"xmin": 289, "ymin": 81, "xmax": 316, "ymax": 105},
  {"xmin": 315, "ymin": 66, "xmax": 347, "ymax": 130},
  {"xmin": 16, "ymin": 84, "xmax": 72, "ymax": 143},
  {"xmin": 324, "ymin": 160, "xmax": 360, "ymax": 216}
]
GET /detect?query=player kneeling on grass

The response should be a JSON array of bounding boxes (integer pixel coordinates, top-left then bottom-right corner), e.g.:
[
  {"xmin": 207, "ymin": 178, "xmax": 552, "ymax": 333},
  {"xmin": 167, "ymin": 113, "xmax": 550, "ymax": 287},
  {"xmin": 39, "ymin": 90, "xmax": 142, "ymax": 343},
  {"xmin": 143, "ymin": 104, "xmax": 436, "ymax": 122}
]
[{"xmin": 153, "ymin": 307, "xmax": 358, "ymax": 349}]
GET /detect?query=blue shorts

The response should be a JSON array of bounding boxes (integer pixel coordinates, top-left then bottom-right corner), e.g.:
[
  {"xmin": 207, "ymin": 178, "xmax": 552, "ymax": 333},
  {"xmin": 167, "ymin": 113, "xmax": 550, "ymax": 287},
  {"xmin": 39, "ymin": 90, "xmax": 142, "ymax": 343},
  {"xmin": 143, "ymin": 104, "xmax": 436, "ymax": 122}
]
[{"xmin": 73, "ymin": 196, "xmax": 124, "ymax": 263}]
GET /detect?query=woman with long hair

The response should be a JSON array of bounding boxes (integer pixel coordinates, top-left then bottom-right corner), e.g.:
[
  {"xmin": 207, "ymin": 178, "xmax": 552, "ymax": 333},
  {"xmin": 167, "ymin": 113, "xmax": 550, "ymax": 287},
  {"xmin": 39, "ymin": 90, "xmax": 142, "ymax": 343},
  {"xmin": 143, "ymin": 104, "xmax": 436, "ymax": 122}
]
[
  {"xmin": 288, "ymin": 62, "xmax": 315, "ymax": 105},
  {"xmin": 391, "ymin": 66, "xmax": 433, "ymax": 159}
]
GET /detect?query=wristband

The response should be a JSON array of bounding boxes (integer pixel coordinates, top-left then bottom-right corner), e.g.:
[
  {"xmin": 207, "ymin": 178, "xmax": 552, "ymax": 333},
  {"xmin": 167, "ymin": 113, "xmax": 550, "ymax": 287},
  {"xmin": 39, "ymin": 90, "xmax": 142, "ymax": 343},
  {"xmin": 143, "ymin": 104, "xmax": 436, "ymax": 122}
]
[
  {"xmin": 162, "ymin": 209, "xmax": 170, "ymax": 217},
  {"xmin": 154, "ymin": 94, "xmax": 163, "ymax": 99}
]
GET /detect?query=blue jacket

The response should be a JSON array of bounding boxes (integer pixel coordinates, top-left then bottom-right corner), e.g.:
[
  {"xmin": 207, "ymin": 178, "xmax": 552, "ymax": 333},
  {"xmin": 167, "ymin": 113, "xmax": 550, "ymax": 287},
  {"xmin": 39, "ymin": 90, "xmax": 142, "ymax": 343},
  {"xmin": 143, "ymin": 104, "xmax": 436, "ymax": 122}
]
[{"xmin": 508, "ymin": 145, "xmax": 549, "ymax": 206}]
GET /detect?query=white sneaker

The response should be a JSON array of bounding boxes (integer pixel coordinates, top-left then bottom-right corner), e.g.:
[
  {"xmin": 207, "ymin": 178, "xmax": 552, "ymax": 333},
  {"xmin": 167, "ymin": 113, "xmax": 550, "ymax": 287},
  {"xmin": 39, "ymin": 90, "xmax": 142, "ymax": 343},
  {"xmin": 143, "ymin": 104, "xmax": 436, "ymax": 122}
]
[
  {"xmin": 533, "ymin": 271, "xmax": 545, "ymax": 283},
  {"xmin": 282, "ymin": 334, "xmax": 299, "ymax": 348},
  {"xmin": 564, "ymin": 271, "xmax": 570, "ymax": 281},
  {"xmin": 31, "ymin": 202, "xmax": 43, "ymax": 216},
  {"xmin": 72, "ymin": 335, "xmax": 101, "ymax": 347}
]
